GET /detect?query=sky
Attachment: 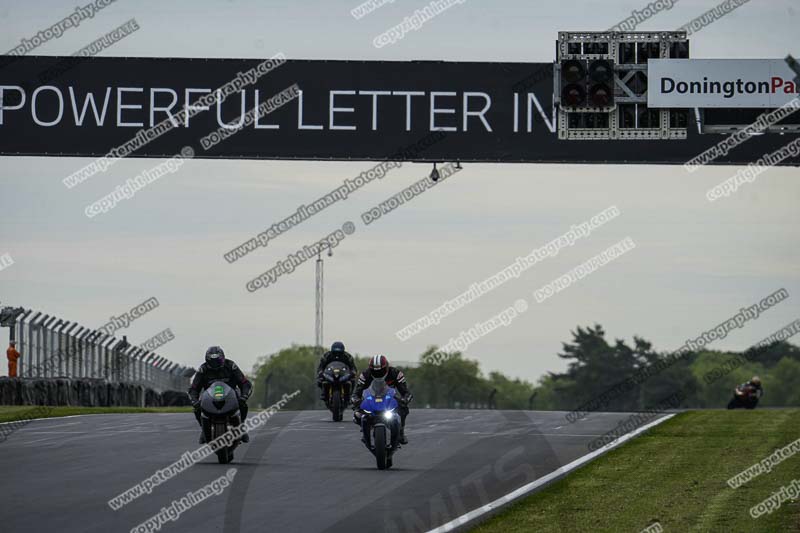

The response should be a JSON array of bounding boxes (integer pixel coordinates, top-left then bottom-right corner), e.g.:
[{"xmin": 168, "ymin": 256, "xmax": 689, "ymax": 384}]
[{"xmin": 0, "ymin": 0, "xmax": 798, "ymax": 383}]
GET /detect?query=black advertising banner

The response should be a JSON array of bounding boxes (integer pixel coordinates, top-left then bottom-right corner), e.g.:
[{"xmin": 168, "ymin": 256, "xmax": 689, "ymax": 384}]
[{"xmin": 0, "ymin": 55, "xmax": 798, "ymax": 165}]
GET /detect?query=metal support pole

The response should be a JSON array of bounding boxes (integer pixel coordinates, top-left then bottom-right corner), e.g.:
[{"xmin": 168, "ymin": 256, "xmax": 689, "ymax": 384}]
[
  {"xmin": 102, "ymin": 334, "xmax": 110, "ymax": 380},
  {"xmin": 315, "ymin": 253, "xmax": 324, "ymax": 355},
  {"xmin": 84, "ymin": 331, "xmax": 92, "ymax": 379},
  {"xmin": 52, "ymin": 320, "xmax": 61, "ymax": 376},
  {"xmin": 64, "ymin": 324, "xmax": 78, "ymax": 378},
  {"xmin": 124, "ymin": 346, "xmax": 135, "ymax": 383},
  {"xmin": 46, "ymin": 317, "xmax": 59, "ymax": 377},
  {"xmin": 29, "ymin": 313, "xmax": 39, "ymax": 377},
  {"xmin": 14, "ymin": 311, "xmax": 23, "ymax": 377},
  {"xmin": 103, "ymin": 334, "xmax": 113, "ymax": 380},
  {"xmin": 144, "ymin": 352, "xmax": 151, "ymax": 386},
  {"xmin": 132, "ymin": 349, "xmax": 141, "ymax": 384},
  {"xmin": 85, "ymin": 332, "xmax": 92, "ymax": 379},
  {"xmin": 34, "ymin": 314, "xmax": 49, "ymax": 378},
  {"xmin": 56, "ymin": 321, "xmax": 70, "ymax": 377},
  {"xmin": 160, "ymin": 362, "xmax": 166, "ymax": 390},
  {"xmin": 17, "ymin": 310, "xmax": 33, "ymax": 377},
  {"xmin": 40, "ymin": 316, "xmax": 54, "ymax": 378},
  {"xmin": 151, "ymin": 356, "xmax": 160, "ymax": 391},
  {"xmin": 89, "ymin": 331, "xmax": 99, "ymax": 379},
  {"xmin": 138, "ymin": 352, "xmax": 146, "ymax": 407},
  {"xmin": 72, "ymin": 329, "xmax": 81, "ymax": 378},
  {"xmin": 96, "ymin": 335, "xmax": 108, "ymax": 380},
  {"xmin": 160, "ymin": 358, "xmax": 167, "ymax": 391},
  {"xmin": 82, "ymin": 326, "xmax": 89, "ymax": 379}
]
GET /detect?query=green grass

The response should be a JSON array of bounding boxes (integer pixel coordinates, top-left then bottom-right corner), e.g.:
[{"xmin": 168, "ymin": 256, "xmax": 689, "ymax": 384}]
[
  {"xmin": 0, "ymin": 405, "xmax": 191, "ymax": 423},
  {"xmin": 473, "ymin": 410, "xmax": 800, "ymax": 533}
]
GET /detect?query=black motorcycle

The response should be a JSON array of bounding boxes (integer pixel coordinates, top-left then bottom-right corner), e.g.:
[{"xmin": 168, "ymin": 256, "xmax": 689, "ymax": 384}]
[
  {"xmin": 727, "ymin": 384, "xmax": 759, "ymax": 410},
  {"xmin": 322, "ymin": 361, "xmax": 354, "ymax": 422},
  {"xmin": 199, "ymin": 381, "xmax": 243, "ymax": 463}
]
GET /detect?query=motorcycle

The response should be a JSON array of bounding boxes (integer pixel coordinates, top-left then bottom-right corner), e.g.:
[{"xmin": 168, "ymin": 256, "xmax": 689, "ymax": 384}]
[
  {"xmin": 357, "ymin": 378, "xmax": 401, "ymax": 470},
  {"xmin": 199, "ymin": 381, "xmax": 243, "ymax": 463},
  {"xmin": 727, "ymin": 384, "xmax": 759, "ymax": 410},
  {"xmin": 322, "ymin": 361, "xmax": 354, "ymax": 422}
]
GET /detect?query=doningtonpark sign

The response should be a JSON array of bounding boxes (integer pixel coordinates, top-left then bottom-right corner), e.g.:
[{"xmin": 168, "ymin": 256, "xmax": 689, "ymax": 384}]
[
  {"xmin": 648, "ymin": 59, "xmax": 800, "ymax": 108},
  {"xmin": 0, "ymin": 55, "xmax": 799, "ymax": 165}
]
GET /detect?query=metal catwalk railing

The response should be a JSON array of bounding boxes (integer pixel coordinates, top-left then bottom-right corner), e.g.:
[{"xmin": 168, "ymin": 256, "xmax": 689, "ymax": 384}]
[{"xmin": 3, "ymin": 307, "xmax": 192, "ymax": 392}]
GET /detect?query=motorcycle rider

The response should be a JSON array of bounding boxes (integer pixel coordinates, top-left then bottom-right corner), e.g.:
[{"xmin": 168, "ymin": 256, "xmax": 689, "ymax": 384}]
[
  {"xmin": 188, "ymin": 346, "xmax": 253, "ymax": 444},
  {"xmin": 316, "ymin": 341, "xmax": 357, "ymax": 400},
  {"xmin": 351, "ymin": 355, "xmax": 412, "ymax": 445},
  {"xmin": 728, "ymin": 376, "xmax": 763, "ymax": 409},
  {"xmin": 738, "ymin": 376, "xmax": 764, "ymax": 399}
]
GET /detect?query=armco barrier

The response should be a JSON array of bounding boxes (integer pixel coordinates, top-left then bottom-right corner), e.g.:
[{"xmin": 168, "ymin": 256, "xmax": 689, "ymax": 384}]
[{"xmin": 0, "ymin": 377, "xmax": 192, "ymax": 407}]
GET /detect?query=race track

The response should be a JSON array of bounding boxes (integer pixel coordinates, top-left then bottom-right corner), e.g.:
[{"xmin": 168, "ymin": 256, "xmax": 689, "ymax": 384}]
[{"xmin": 0, "ymin": 409, "xmax": 669, "ymax": 533}]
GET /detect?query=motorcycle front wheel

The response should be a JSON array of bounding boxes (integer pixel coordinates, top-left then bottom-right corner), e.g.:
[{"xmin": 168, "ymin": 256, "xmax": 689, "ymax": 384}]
[
  {"xmin": 374, "ymin": 425, "xmax": 388, "ymax": 470},
  {"xmin": 213, "ymin": 422, "xmax": 234, "ymax": 464},
  {"xmin": 332, "ymin": 388, "xmax": 343, "ymax": 422}
]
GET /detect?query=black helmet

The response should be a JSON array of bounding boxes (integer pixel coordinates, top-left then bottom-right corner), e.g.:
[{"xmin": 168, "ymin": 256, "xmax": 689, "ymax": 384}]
[
  {"xmin": 331, "ymin": 341, "xmax": 345, "ymax": 353},
  {"xmin": 369, "ymin": 355, "xmax": 389, "ymax": 379},
  {"xmin": 205, "ymin": 346, "xmax": 225, "ymax": 369}
]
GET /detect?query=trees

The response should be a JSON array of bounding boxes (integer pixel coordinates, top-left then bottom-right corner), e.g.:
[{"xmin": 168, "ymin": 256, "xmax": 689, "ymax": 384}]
[
  {"xmin": 403, "ymin": 348, "xmax": 492, "ymax": 408},
  {"xmin": 250, "ymin": 344, "xmax": 534, "ymax": 410},
  {"xmin": 250, "ymin": 344, "xmax": 320, "ymax": 409},
  {"xmin": 533, "ymin": 327, "xmax": 799, "ymax": 412},
  {"xmin": 247, "ymin": 334, "xmax": 800, "ymax": 412},
  {"xmin": 762, "ymin": 357, "xmax": 800, "ymax": 407},
  {"xmin": 545, "ymin": 325, "xmax": 651, "ymax": 412}
]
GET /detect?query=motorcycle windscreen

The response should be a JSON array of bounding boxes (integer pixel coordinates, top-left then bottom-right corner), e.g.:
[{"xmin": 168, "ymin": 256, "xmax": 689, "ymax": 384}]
[
  {"xmin": 366, "ymin": 377, "xmax": 392, "ymax": 398},
  {"xmin": 201, "ymin": 380, "xmax": 239, "ymax": 414},
  {"xmin": 326, "ymin": 361, "xmax": 350, "ymax": 379},
  {"xmin": 361, "ymin": 378, "xmax": 399, "ymax": 412}
]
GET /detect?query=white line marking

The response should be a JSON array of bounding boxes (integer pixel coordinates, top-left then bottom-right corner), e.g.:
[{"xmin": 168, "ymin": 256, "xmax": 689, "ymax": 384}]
[
  {"xmin": 0, "ymin": 419, "xmax": 82, "ymax": 430},
  {"xmin": 426, "ymin": 414, "xmax": 676, "ymax": 533},
  {"xmin": 0, "ymin": 417, "xmax": 44, "ymax": 428},
  {"xmin": 19, "ymin": 436, "xmax": 69, "ymax": 445},
  {"xmin": 0, "ymin": 411, "xmax": 193, "ymax": 429}
]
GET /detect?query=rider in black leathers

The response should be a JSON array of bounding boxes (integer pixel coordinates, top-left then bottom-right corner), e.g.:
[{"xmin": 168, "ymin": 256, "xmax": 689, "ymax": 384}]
[
  {"xmin": 728, "ymin": 376, "xmax": 763, "ymax": 409},
  {"xmin": 188, "ymin": 346, "xmax": 252, "ymax": 444},
  {"xmin": 351, "ymin": 354, "xmax": 413, "ymax": 444},
  {"xmin": 740, "ymin": 376, "xmax": 763, "ymax": 398},
  {"xmin": 316, "ymin": 341, "xmax": 357, "ymax": 400}
]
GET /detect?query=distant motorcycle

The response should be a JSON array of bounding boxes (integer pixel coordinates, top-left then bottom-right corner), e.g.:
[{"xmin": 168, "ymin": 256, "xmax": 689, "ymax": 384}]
[
  {"xmin": 357, "ymin": 378, "xmax": 401, "ymax": 470},
  {"xmin": 199, "ymin": 381, "xmax": 243, "ymax": 463},
  {"xmin": 322, "ymin": 361, "xmax": 354, "ymax": 422},
  {"xmin": 727, "ymin": 384, "xmax": 759, "ymax": 410}
]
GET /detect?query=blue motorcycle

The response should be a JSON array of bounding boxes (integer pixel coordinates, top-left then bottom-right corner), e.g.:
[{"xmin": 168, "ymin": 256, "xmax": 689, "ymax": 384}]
[{"xmin": 358, "ymin": 378, "xmax": 401, "ymax": 470}]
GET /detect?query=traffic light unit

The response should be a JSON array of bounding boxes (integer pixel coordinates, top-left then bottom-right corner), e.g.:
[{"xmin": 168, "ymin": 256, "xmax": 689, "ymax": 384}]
[
  {"xmin": 559, "ymin": 58, "xmax": 615, "ymax": 110},
  {"xmin": 555, "ymin": 31, "xmax": 690, "ymax": 141}
]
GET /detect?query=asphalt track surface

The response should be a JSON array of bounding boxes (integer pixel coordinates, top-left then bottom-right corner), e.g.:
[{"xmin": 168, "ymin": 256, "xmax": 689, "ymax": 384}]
[{"xmin": 0, "ymin": 409, "xmax": 668, "ymax": 533}]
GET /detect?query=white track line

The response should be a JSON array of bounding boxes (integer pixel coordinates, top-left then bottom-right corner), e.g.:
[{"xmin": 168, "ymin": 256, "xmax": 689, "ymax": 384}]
[
  {"xmin": 426, "ymin": 413, "xmax": 676, "ymax": 533},
  {"xmin": 0, "ymin": 411, "xmax": 191, "ymax": 428}
]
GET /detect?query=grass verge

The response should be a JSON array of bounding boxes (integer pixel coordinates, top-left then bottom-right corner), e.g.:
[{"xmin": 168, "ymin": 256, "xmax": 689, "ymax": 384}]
[
  {"xmin": 472, "ymin": 410, "xmax": 800, "ymax": 532},
  {"xmin": 0, "ymin": 405, "xmax": 191, "ymax": 423}
]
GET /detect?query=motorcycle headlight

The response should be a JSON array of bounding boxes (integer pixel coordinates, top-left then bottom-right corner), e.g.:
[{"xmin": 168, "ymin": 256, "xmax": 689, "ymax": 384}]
[{"xmin": 382, "ymin": 411, "xmax": 393, "ymax": 421}]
